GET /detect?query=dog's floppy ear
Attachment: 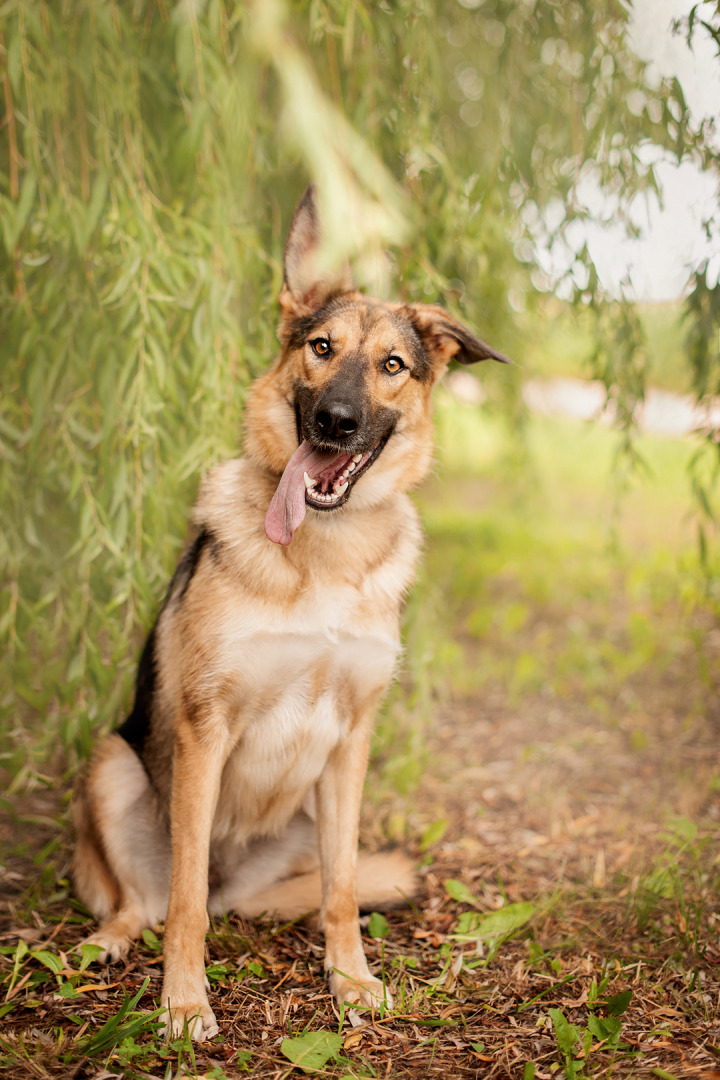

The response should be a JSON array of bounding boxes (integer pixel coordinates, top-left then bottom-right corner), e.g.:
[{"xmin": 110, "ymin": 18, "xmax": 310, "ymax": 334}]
[
  {"xmin": 279, "ymin": 185, "xmax": 354, "ymax": 318},
  {"xmin": 405, "ymin": 303, "xmax": 511, "ymax": 372}
]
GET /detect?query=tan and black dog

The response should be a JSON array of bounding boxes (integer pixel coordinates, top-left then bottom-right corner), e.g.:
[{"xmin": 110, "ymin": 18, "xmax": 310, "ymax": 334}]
[{"xmin": 73, "ymin": 186, "xmax": 508, "ymax": 1039}]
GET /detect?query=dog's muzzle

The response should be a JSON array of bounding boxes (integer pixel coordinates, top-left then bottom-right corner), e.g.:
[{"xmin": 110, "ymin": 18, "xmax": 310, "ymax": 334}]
[{"xmin": 264, "ymin": 430, "xmax": 392, "ymax": 547}]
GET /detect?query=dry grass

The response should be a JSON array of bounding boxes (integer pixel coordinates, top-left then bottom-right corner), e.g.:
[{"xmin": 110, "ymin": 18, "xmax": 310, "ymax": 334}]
[{"xmin": 0, "ymin": 818, "xmax": 718, "ymax": 1079}]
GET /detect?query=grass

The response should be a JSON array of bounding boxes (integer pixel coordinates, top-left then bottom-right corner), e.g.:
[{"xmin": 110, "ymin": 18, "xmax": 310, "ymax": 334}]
[
  {"xmin": 523, "ymin": 298, "xmax": 691, "ymax": 395},
  {"xmin": 1, "ymin": 394, "xmax": 719, "ymax": 1078}
]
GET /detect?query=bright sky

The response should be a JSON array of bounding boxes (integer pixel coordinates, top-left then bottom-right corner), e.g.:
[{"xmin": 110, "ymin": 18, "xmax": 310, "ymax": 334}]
[{"xmin": 588, "ymin": 0, "xmax": 720, "ymax": 300}]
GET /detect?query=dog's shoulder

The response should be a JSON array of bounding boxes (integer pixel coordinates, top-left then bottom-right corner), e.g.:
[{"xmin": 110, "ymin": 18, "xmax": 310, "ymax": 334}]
[
  {"xmin": 193, "ymin": 456, "xmax": 271, "ymax": 535},
  {"xmin": 188, "ymin": 456, "xmax": 280, "ymax": 577}
]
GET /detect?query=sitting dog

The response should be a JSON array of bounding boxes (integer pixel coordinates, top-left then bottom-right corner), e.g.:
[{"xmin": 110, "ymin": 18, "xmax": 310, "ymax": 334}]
[{"xmin": 73, "ymin": 185, "xmax": 508, "ymax": 1039}]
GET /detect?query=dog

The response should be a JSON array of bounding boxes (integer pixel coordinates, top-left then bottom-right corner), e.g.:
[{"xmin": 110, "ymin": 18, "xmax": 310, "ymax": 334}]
[{"xmin": 72, "ymin": 185, "xmax": 509, "ymax": 1040}]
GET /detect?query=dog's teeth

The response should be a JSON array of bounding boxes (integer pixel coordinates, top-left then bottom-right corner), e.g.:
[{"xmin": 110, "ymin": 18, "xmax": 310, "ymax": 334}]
[
  {"xmin": 335, "ymin": 481, "xmax": 349, "ymax": 496},
  {"xmin": 303, "ymin": 472, "xmax": 314, "ymax": 491},
  {"xmin": 352, "ymin": 453, "xmax": 362, "ymax": 463},
  {"xmin": 347, "ymin": 462, "xmax": 356, "ymax": 474}
]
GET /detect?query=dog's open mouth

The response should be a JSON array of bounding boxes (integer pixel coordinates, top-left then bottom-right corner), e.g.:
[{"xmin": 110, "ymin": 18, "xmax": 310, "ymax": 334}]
[{"xmin": 264, "ymin": 436, "xmax": 388, "ymax": 546}]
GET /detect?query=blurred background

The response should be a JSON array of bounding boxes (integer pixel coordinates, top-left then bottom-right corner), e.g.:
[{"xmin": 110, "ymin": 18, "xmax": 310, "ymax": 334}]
[{"xmin": 0, "ymin": 0, "xmax": 718, "ymax": 790}]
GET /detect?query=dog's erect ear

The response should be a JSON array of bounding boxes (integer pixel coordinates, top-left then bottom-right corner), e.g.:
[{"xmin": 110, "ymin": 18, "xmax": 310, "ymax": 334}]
[
  {"xmin": 279, "ymin": 185, "xmax": 354, "ymax": 318},
  {"xmin": 404, "ymin": 303, "xmax": 511, "ymax": 372}
]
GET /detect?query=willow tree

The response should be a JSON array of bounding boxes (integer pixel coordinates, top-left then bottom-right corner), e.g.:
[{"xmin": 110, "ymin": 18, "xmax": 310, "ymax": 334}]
[
  {"xmin": 0, "ymin": 0, "xmax": 712, "ymax": 776},
  {"xmin": 676, "ymin": 2, "xmax": 720, "ymax": 564}
]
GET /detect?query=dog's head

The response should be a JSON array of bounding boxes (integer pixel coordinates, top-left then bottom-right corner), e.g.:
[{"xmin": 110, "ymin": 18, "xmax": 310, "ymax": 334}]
[{"xmin": 245, "ymin": 186, "xmax": 509, "ymax": 545}]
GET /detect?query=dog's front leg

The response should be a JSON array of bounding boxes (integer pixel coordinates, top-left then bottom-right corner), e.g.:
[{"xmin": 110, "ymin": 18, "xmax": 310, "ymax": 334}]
[
  {"xmin": 316, "ymin": 714, "xmax": 389, "ymax": 1012},
  {"xmin": 161, "ymin": 713, "xmax": 228, "ymax": 1041}
]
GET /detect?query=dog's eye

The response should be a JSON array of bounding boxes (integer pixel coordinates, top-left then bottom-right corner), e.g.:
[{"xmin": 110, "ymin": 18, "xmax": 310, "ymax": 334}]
[
  {"xmin": 384, "ymin": 356, "xmax": 405, "ymax": 374},
  {"xmin": 310, "ymin": 338, "xmax": 330, "ymax": 357}
]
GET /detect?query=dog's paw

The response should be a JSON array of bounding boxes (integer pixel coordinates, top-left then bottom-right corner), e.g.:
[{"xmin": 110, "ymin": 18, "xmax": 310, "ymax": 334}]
[
  {"xmin": 161, "ymin": 999, "xmax": 219, "ymax": 1042},
  {"xmin": 80, "ymin": 929, "xmax": 132, "ymax": 965},
  {"xmin": 328, "ymin": 968, "xmax": 392, "ymax": 1012}
]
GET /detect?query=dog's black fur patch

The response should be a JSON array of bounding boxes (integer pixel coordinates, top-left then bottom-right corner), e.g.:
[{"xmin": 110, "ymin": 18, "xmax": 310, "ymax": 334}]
[
  {"xmin": 172, "ymin": 528, "xmax": 217, "ymax": 601},
  {"xmin": 116, "ymin": 622, "xmax": 158, "ymax": 755},
  {"xmin": 117, "ymin": 529, "xmax": 217, "ymax": 754}
]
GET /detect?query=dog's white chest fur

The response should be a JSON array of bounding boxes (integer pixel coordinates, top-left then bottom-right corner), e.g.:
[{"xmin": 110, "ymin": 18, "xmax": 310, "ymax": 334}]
[{"xmin": 208, "ymin": 602, "xmax": 400, "ymax": 844}]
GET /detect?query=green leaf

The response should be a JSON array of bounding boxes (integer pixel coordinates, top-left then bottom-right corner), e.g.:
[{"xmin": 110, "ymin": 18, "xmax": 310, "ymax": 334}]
[
  {"xmin": 84, "ymin": 173, "xmax": 109, "ymax": 247},
  {"xmin": 280, "ymin": 1031, "xmax": 344, "ymax": 1072},
  {"xmin": 141, "ymin": 928, "xmax": 162, "ymax": 954},
  {"xmin": 6, "ymin": 30, "xmax": 22, "ymax": 94},
  {"xmin": 455, "ymin": 911, "xmax": 480, "ymax": 937},
  {"xmin": 13, "ymin": 940, "xmax": 29, "ymax": 965},
  {"xmin": 605, "ymin": 989, "xmax": 632, "ymax": 1016},
  {"xmin": 549, "ymin": 1008, "xmax": 582, "ymax": 1057},
  {"xmin": 587, "ymin": 1012, "xmax": 622, "ymax": 1047},
  {"xmin": 30, "ymin": 950, "xmax": 64, "ymax": 974},
  {"xmin": 663, "ymin": 816, "xmax": 698, "ymax": 845},
  {"xmin": 235, "ymin": 1048, "xmax": 253, "ymax": 1070},
  {"xmin": 444, "ymin": 879, "xmax": 479, "ymax": 906},
  {"xmin": 2, "ymin": 172, "xmax": 37, "ymax": 251},
  {"xmin": 367, "ymin": 911, "xmax": 389, "ymax": 939},
  {"xmin": 420, "ymin": 818, "xmax": 448, "ymax": 851},
  {"xmin": 78, "ymin": 942, "xmax": 106, "ymax": 974},
  {"xmin": 452, "ymin": 901, "xmax": 536, "ymax": 942},
  {"xmin": 206, "ymin": 963, "xmax": 233, "ymax": 982}
]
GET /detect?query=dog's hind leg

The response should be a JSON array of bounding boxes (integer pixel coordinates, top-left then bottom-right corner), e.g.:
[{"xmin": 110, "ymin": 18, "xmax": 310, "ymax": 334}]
[
  {"xmin": 211, "ymin": 814, "xmax": 417, "ymax": 922},
  {"xmin": 208, "ymin": 812, "xmax": 320, "ymax": 917},
  {"xmin": 73, "ymin": 734, "xmax": 170, "ymax": 962}
]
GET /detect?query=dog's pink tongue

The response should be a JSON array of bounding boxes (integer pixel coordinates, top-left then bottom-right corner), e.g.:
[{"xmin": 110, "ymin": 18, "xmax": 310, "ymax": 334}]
[{"xmin": 265, "ymin": 441, "xmax": 339, "ymax": 546}]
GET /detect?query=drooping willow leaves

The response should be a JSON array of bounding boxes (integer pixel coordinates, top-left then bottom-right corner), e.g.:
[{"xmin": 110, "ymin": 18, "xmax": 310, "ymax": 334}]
[{"xmin": 0, "ymin": 0, "xmax": 714, "ymax": 773}]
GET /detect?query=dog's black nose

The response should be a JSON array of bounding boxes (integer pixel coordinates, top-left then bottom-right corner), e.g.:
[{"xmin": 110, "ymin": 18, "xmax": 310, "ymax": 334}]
[{"xmin": 315, "ymin": 402, "xmax": 359, "ymax": 440}]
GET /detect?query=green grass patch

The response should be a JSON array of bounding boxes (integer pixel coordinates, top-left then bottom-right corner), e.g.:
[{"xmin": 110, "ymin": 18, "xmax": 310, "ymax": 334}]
[{"xmin": 523, "ymin": 298, "xmax": 690, "ymax": 395}]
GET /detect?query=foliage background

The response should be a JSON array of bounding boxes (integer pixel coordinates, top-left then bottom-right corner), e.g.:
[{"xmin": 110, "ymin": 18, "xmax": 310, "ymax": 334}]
[{"xmin": 1, "ymin": 0, "xmax": 718, "ymax": 781}]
